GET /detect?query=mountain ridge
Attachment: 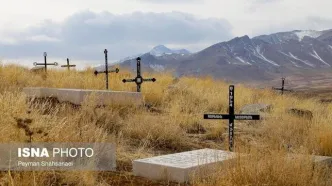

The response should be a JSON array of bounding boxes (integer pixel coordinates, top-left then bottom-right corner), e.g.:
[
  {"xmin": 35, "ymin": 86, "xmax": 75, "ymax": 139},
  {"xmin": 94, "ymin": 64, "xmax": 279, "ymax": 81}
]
[{"xmin": 118, "ymin": 29, "xmax": 332, "ymax": 82}]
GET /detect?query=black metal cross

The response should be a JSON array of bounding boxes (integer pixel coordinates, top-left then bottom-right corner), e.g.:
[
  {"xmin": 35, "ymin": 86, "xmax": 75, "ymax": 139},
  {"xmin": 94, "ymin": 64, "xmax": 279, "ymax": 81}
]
[
  {"xmin": 204, "ymin": 85, "xmax": 260, "ymax": 152},
  {"xmin": 61, "ymin": 58, "xmax": 76, "ymax": 71},
  {"xmin": 122, "ymin": 57, "xmax": 156, "ymax": 92},
  {"xmin": 272, "ymin": 77, "xmax": 292, "ymax": 95},
  {"xmin": 94, "ymin": 49, "xmax": 119, "ymax": 90},
  {"xmin": 33, "ymin": 52, "xmax": 58, "ymax": 72}
]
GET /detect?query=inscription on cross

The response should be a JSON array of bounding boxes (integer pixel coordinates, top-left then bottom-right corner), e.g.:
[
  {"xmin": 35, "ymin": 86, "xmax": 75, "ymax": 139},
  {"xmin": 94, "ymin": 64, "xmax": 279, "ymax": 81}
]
[
  {"xmin": 122, "ymin": 57, "xmax": 156, "ymax": 92},
  {"xmin": 94, "ymin": 49, "xmax": 119, "ymax": 90},
  {"xmin": 33, "ymin": 52, "xmax": 58, "ymax": 72},
  {"xmin": 272, "ymin": 77, "xmax": 292, "ymax": 95},
  {"xmin": 61, "ymin": 58, "xmax": 76, "ymax": 71},
  {"xmin": 204, "ymin": 85, "xmax": 260, "ymax": 152}
]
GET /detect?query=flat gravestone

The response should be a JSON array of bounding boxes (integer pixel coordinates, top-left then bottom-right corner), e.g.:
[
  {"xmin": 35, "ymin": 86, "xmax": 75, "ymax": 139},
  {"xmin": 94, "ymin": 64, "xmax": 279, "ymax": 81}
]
[
  {"xmin": 239, "ymin": 103, "xmax": 272, "ymax": 115},
  {"xmin": 287, "ymin": 154, "xmax": 332, "ymax": 167},
  {"xmin": 23, "ymin": 87, "xmax": 143, "ymax": 106},
  {"xmin": 133, "ymin": 149, "xmax": 236, "ymax": 183}
]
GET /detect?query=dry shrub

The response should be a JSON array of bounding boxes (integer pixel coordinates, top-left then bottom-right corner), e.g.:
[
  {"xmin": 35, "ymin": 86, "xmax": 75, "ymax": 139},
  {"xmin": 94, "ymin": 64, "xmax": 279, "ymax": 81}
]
[
  {"xmin": 192, "ymin": 151, "xmax": 332, "ymax": 186},
  {"xmin": 0, "ymin": 64, "xmax": 331, "ymax": 185}
]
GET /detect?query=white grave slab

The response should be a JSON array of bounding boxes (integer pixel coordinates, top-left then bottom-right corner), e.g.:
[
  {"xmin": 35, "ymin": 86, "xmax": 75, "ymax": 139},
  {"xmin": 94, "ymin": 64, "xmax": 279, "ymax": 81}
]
[
  {"xmin": 133, "ymin": 149, "xmax": 236, "ymax": 183},
  {"xmin": 23, "ymin": 87, "xmax": 143, "ymax": 106}
]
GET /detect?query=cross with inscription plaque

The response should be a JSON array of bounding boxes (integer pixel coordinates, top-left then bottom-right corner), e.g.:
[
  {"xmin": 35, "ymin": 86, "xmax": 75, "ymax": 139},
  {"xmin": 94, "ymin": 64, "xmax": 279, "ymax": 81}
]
[
  {"xmin": 94, "ymin": 49, "xmax": 120, "ymax": 90},
  {"xmin": 204, "ymin": 85, "xmax": 260, "ymax": 152},
  {"xmin": 272, "ymin": 77, "xmax": 292, "ymax": 95},
  {"xmin": 122, "ymin": 57, "xmax": 156, "ymax": 92}
]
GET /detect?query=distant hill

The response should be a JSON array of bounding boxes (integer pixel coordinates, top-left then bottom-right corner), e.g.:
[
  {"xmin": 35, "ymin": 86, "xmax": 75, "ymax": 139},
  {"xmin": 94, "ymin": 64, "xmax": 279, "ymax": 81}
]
[{"xmin": 119, "ymin": 29, "xmax": 332, "ymax": 82}]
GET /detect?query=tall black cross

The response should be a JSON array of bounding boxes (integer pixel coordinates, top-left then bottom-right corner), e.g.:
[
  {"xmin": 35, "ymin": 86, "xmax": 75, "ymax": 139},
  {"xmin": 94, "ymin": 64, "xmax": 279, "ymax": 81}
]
[
  {"xmin": 94, "ymin": 49, "xmax": 119, "ymax": 90},
  {"xmin": 122, "ymin": 57, "xmax": 156, "ymax": 92},
  {"xmin": 61, "ymin": 58, "xmax": 76, "ymax": 71},
  {"xmin": 272, "ymin": 77, "xmax": 292, "ymax": 95},
  {"xmin": 204, "ymin": 85, "xmax": 260, "ymax": 152},
  {"xmin": 33, "ymin": 52, "xmax": 58, "ymax": 72}
]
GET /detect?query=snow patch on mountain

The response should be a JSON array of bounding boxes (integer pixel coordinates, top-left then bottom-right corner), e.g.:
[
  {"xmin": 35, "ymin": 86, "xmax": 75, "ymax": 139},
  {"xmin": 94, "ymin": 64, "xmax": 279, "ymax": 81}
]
[
  {"xmin": 288, "ymin": 52, "xmax": 315, "ymax": 67},
  {"xmin": 254, "ymin": 46, "xmax": 279, "ymax": 66},
  {"xmin": 149, "ymin": 45, "xmax": 190, "ymax": 56},
  {"xmin": 117, "ymin": 53, "xmax": 143, "ymax": 63},
  {"xmin": 236, "ymin": 56, "xmax": 252, "ymax": 65},
  {"xmin": 310, "ymin": 50, "xmax": 330, "ymax": 66},
  {"xmin": 278, "ymin": 51, "xmax": 314, "ymax": 67},
  {"xmin": 149, "ymin": 64, "xmax": 165, "ymax": 72},
  {"xmin": 293, "ymin": 30, "xmax": 323, "ymax": 41},
  {"xmin": 290, "ymin": 60, "xmax": 301, "ymax": 67}
]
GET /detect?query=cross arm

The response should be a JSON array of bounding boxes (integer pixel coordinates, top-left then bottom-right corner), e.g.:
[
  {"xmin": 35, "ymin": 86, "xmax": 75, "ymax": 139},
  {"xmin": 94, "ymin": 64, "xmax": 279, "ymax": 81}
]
[
  {"xmin": 204, "ymin": 114, "xmax": 230, "ymax": 119},
  {"xmin": 61, "ymin": 65, "xmax": 76, "ymax": 67},
  {"xmin": 109, "ymin": 68, "xmax": 120, "ymax": 73},
  {"xmin": 46, "ymin": 62, "xmax": 58, "ymax": 66},
  {"xmin": 94, "ymin": 68, "xmax": 119, "ymax": 75},
  {"xmin": 234, "ymin": 114, "xmax": 260, "ymax": 120},
  {"xmin": 33, "ymin": 62, "xmax": 58, "ymax": 66},
  {"xmin": 272, "ymin": 87, "xmax": 293, "ymax": 92},
  {"xmin": 33, "ymin": 62, "xmax": 44, "ymax": 66},
  {"xmin": 204, "ymin": 114, "xmax": 260, "ymax": 120},
  {"xmin": 122, "ymin": 79, "xmax": 135, "ymax": 83},
  {"xmin": 143, "ymin": 78, "xmax": 156, "ymax": 82}
]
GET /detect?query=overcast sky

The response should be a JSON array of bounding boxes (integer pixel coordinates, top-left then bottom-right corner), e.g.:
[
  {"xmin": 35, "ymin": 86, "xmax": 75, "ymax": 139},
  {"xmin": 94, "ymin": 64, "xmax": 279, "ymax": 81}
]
[{"xmin": 0, "ymin": 0, "xmax": 331, "ymax": 67}]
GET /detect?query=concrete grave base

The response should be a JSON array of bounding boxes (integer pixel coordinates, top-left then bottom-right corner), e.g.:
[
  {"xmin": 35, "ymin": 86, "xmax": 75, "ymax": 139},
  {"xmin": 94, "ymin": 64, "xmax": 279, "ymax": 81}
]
[
  {"xmin": 133, "ymin": 149, "xmax": 236, "ymax": 183},
  {"xmin": 23, "ymin": 87, "xmax": 143, "ymax": 106}
]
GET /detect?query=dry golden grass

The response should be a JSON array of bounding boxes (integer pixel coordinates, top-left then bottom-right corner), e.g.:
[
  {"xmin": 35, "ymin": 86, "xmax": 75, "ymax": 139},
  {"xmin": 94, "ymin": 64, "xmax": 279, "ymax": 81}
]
[{"xmin": 0, "ymin": 64, "xmax": 331, "ymax": 185}]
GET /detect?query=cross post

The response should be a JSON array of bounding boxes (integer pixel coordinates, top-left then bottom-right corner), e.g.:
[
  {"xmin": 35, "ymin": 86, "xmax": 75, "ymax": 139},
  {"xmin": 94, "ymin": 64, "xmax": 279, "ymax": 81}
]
[
  {"xmin": 61, "ymin": 58, "xmax": 76, "ymax": 71},
  {"xmin": 272, "ymin": 77, "xmax": 292, "ymax": 95},
  {"xmin": 94, "ymin": 49, "xmax": 119, "ymax": 90},
  {"xmin": 122, "ymin": 57, "xmax": 156, "ymax": 92},
  {"xmin": 204, "ymin": 85, "xmax": 260, "ymax": 152},
  {"xmin": 33, "ymin": 52, "xmax": 58, "ymax": 72}
]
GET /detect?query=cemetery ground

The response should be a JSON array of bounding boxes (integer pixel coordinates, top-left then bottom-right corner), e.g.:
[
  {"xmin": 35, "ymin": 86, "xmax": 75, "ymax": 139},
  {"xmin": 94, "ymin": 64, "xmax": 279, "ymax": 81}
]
[{"xmin": 0, "ymin": 64, "xmax": 332, "ymax": 185}]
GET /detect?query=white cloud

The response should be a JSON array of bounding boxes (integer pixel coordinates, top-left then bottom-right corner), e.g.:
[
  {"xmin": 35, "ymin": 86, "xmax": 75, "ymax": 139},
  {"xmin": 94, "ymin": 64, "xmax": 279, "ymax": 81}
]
[
  {"xmin": 0, "ymin": 11, "xmax": 232, "ymax": 61},
  {"xmin": 0, "ymin": 0, "xmax": 331, "ymax": 63},
  {"xmin": 25, "ymin": 35, "xmax": 61, "ymax": 42}
]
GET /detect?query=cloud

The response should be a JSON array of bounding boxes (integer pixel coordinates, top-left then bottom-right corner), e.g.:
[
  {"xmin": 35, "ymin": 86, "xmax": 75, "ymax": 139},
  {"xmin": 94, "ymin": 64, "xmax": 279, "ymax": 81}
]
[
  {"xmin": 137, "ymin": 0, "xmax": 203, "ymax": 3},
  {"xmin": 249, "ymin": 16, "xmax": 332, "ymax": 37},
  {"xmin": 0, "ymin": 11, "xmax": 233, "ymax": 62}
]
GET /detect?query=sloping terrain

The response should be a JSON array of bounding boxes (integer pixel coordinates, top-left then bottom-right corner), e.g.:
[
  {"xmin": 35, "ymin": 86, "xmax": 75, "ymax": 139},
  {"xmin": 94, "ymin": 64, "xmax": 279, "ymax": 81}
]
[
  {"xmin": 120, "ymin": 29, "xmax": 332, "ymax": 82},
  {"xmin": 0, "ymin": 65, "xmax": 331, "ymax": 185}
]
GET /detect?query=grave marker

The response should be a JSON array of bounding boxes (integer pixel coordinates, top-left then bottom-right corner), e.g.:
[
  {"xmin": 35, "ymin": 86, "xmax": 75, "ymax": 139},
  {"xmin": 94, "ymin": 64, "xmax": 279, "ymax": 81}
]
[
  {"xmin": 94, "ymin": 49, "xmax": 119, "ymax": 90},
  {"xmin": 61, "ymin": 58, "xmax": 76, "ymax": 71},
  {"xmin": 122, "ymin": 57, "xmax": 156, "ymax": 92},
  {"xmin": 23, "ymin": 87, "xmax": 143, "ymax": 106},
  {"xmin": 33, "ymin": 52, "xmax": 58, "ymax": 72},
  {"xmin": 133, "ymin": 149, "xmax": 236, "ymax": 183},
  {"xmin": 204, "ymin": 85, "xmax": 260, "ymax": 152},
  {"xmin": 272, "ymin": 77, "xmax": 292, "ymax": 95}
]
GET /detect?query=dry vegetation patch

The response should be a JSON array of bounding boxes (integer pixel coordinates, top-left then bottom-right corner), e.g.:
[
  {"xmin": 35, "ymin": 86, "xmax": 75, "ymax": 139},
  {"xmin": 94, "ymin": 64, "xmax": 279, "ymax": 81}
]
[{"xmin": 0, "ymin": 65, "xmax": 331, "ymax": 185}]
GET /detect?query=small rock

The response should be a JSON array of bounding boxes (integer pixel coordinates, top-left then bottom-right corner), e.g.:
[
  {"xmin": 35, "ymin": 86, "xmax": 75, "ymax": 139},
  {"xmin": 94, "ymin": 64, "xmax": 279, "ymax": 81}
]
[
  {"xmin": 287, "ymin": 108, "xmax": 313, "ymax": 120},
  {"xmin": 186, "ymin": 123, "xmax": 207, "ymax": 134},
  {"xmin": 313, "ymin": 155, "xmax": 332, "ymax": 167},
  {"xmin": 240, "ymin": 103, "xmax": 273, "ymax": 115}
]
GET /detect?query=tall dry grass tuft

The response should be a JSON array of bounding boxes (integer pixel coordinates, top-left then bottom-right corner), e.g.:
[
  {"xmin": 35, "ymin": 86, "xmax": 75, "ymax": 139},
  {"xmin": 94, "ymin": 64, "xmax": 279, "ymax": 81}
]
[
  {"xmin": 0, "ymin": 64, "xmax": 331, "ymax": 185},
  {"xmin": 192, "ymin": 151, "xmax": 332, "ymax": 186}
]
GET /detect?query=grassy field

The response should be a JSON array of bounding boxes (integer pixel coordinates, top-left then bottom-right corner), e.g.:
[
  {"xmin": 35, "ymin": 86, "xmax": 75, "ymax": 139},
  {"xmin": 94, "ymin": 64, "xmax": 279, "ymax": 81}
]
[{"xmin": 0, "ymin": 64, "xmax": 331, "ymax": 185}]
